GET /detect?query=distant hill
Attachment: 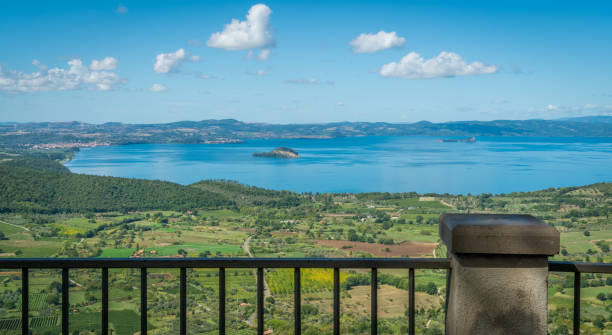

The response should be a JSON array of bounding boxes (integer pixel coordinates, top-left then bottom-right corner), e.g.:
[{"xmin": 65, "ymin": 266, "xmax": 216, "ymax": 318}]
[
  {"xmin": 0, "ymin": 159, "xmax": 235, "ymax": 213},
  {"xmin": 556, "ymin": 115, "xmax": 612, "ymax": 123},
  {"xmin": 0, "ymin": 158, "xmax": 308, "ymax": 213},
  {"xmin": 0, "ymin": 118, "xmax": 610, "ymax": 150}
]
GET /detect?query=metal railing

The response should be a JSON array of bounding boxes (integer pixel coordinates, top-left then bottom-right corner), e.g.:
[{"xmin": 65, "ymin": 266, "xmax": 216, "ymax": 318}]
[
  {"xmin": 548, "ymin": 261, "xmax": 612, "ymax": 334},
  {"xmin": 0, "ymin": 257, "xmax": 450, "ymax": 335},
  {"xmin": 0, "ymin": 258, "xmax": 611, "ymax": 335}
]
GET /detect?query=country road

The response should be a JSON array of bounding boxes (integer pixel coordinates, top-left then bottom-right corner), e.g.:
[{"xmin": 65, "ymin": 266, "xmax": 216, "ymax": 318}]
[
  {"xmin": 243, "ymin": 236, "xmax": 271, "ymax": 328},
  {"xmin": 0, "ymin": 219, "xmax": 30, "ymax": 232}
]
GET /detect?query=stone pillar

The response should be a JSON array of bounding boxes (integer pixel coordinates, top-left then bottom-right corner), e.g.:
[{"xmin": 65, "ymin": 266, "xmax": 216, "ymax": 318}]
[{"xmin": 439, "ymin": 214, "xmax": 560, "ymax": 335}]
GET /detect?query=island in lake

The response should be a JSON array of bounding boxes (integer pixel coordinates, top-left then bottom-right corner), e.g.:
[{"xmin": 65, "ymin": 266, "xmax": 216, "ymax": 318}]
[
  {"xmin": 438, "ymin": 136, "xmax": 476, "ymax": 143},
  {"xmin": 253, "ymin": 147, "xmax": 299, "ymax": 159}
]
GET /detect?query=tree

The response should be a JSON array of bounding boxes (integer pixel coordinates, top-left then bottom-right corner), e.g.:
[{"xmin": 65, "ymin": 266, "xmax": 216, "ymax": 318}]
[
  {"xmin": 416, "ymin": 215, "xmax": 424, "ymax": 224},
  {"xmin": 584, "ymin": 231, "xmax": 591, "ymax": 237},
  {"xmin": 424, "ymin": 282, "xmax": 438, "ymax": 295},
  {"xmin": 177, "ymin": 249, "xmax": 188, "ymax": 256},
  {"xmin": 347, "ymin": 229, "xmax": 359, "ymax": 242},
  {"xmin": 593, "ymin": 315, "xmax": 606, "ymax": 329},
  {"xmin": 596, "ymin": 292, "xmax": 606, "ymax": 301}
]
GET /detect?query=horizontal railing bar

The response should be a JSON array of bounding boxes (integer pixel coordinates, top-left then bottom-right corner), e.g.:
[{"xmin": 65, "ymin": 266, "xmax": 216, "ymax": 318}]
[
  {"xmin": 0, "ymin": 257, "xmax": 451, "ymax": 269},
  {"xmin": 548, "ymin": 261, "xmax": 612, "ymax": 274},
  {"xmin": 4, "ymin": 258, "xmax": 611, "ymax": 273}
]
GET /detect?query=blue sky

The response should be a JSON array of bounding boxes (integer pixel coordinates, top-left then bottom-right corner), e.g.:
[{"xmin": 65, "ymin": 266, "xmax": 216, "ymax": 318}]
[{"xmin": 0, "ymin": 0, "xmax": 611, "ymax": 124}]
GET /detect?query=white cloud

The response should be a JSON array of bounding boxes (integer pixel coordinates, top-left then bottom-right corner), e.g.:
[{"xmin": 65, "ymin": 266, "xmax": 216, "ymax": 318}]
[
  {"xmin": 257, "ymin": 49, "xmax": 270, "ymax": 60},
  {"xmin": 32, "ymin": 59, "xmax": 47, "ymax": 70},
  {"xmin": 350, "ymin": 31, "xmax": 405, "ymax": 53},
  {"xmin": 190, "ymin": 55, "xmax": 201, "ymax": 62},
  {"xmin": 0, "ymin": 58, "xmax": 122, "ymax": 93},
  {"xmin": 149, "ymin": 83, "xmax": 167, "ymax": 92},
  {"xmin": 379, "ymin": 51, "xmax": 498, "ymax": 79},
  {"xmin": 248, "ymin": 69, "xmax": 268, "ymax": 76},
  {"xmin": 154, "ymin": 48, "xmax": 187, "ymax": 74},
  {"xmin": 284, "ymin": 78, "xmax": 334, "ymax": 85},
  {"xmin": 542, "ymin": 103, "xmax": 611, "ymax": 116},
  {"xmin": 546, "ymin": 104, "xmax": 558, "ymax": 111},
  {"xmin": 116, "ymin": 4, "xmax": 128, "ymax": 14},
  {"xmin": 90, "ymin": 57, "xmax": 118, "ymax": 71},
  {"xmin": 207, "ymin": 4, "xmax": 275, "ymax": 51}
]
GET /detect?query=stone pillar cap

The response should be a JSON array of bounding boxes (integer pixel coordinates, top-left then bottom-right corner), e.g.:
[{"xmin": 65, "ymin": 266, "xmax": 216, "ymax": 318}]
[{"xmin": 440, "ymin": 214, "xmax": 560, "ymax": 256}]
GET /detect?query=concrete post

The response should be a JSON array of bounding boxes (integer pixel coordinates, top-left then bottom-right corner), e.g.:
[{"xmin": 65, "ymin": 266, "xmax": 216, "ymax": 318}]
[{"xmin": 439, "ymin": 214, "xmax": 560, "ymax": 335}]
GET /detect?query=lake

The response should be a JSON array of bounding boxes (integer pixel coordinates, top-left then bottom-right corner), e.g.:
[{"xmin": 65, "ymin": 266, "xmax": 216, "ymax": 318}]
[{"xmin": 65, "ymin": 136, "xmax": 612, "ymax": 194}]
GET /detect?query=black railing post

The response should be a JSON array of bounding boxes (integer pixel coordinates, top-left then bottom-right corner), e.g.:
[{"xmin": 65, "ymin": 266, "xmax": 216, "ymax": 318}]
[
  {"xmin": 257, "ymin": 267, "xmax": 264, "ymax": 335},
  {"xmin": 219, "ymin": 268, "xmax": 225, "ymax": 335},
  {"xmin": 409, "ymin": 268, "xmax": 415, "ymax": 335},
  {"xmin": 62, "ymin": 268, "xmax": 69, "ymax": 335},
  {"xmin": 141, "ymin": 268, "xmax": 147, "ymax": 335},
  {"xmin": 574, "ymin": 272, "xmax": 581, "ymax": 334},
  {"xmin": 333, "ymin": 267, "xmax": 340, "ymax": 335},
  {"xmin": 294, "ymin": 267, "xmax": 301, "ymax": 335},
  {"xmin": 180, "ymin": 267, "xmax": 187, "ymax": 335},
  {"xmin": 371, "ymin": 268, "xmax": 377, "ymax": 335},
  {"xmin": 21, "ymin": 268, "xmax": 28, "ymax": 335},
  {"xmin": 102, "ymin": 268, "xmax": 108, "ymax": 335}
]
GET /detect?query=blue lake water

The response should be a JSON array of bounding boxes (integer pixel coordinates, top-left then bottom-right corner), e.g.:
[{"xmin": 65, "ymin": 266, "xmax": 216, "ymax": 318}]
[{"xmin": 65, "ymin": 136, "xmax": 612, "ymax": 194}]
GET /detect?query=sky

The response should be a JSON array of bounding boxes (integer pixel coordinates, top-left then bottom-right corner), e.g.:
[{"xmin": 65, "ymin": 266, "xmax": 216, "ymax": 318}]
[{"xmin": 0, "ymin": 0, "xmax": 611, "ymax": 124}]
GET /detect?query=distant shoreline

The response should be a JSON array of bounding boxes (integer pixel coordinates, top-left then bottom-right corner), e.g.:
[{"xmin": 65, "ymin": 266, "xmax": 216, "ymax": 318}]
[{"xmin": 2, "ymin": 117, "xmax": 611, "ymax": 154}]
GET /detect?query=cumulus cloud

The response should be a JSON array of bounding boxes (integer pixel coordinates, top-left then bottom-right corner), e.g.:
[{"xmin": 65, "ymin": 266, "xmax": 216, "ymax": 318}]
[
  {"xmin": 90, "ymin": 57, "xmax": 118, "ymax": 71},
  {"xmin": 207, "ymin": 4, "xmax": 275, "ymax": 51},
  {"xmin": 379, "ymin": 51, "xmax": 498, "ymax": 79},
  {"xmin": 0, "ymin": 58, "xmax": 122, "ymax": 93},
  {"xmin": 149, "ymin": 83, "xmax": 167, "ymax": 92},
  {"xmin": 190, "ymin": 55, "xmax": 201, "ymax": 62},
  {"xmin": 350, "ymin": 31, "xmax": 405, "ymax": 53},
  {"xmin": 257, "ymin": 49, "xmax": 270, "ymax": 60},
  {"xmin": 284, "ymin": 78, "xmax": 334, "ymax": 85},
  {"xmin": 153, "ymin": 48, "xmax": 187, "ymax": 74}
]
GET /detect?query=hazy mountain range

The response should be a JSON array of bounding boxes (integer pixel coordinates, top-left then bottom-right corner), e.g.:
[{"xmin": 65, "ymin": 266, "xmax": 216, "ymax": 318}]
[{"xmin": 1, "ymin": 117, "xmax": 611, "ymax": 149}]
